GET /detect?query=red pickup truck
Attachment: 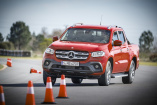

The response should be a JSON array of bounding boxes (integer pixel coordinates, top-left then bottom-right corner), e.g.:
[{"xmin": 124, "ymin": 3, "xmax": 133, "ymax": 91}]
[{"xmin": 42, "ymin": 24, "xmax": 139, "ymax": 86}]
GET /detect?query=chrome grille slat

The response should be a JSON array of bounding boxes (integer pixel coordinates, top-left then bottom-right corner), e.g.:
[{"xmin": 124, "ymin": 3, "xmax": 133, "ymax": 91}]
[
  {"xmin": 55, "ymin": 50, "xmax": 89, "ymax": 61},
  {"xmin": 56, "ymin": 51, "xmax": 88, "ymax": 55},
  {"xmin": 56, "ymin": 55, "xmax": 69, "ymax": 59},
  {"xmin": 56, "ymin": 51, "xmax": 69, "ymax": 54}
]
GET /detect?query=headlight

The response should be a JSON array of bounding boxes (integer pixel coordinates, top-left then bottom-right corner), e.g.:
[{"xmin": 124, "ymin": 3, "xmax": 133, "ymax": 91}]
[
  {"xmin": 91, "ymin": 51, "xmax": 105, "ymax": 57},
  {"xmin": 45, "ymin": 48, "xmax": 54, "ymax": 54}
]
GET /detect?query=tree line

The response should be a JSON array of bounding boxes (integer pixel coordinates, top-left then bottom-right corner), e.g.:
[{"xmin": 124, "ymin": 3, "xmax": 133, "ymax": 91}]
[
  {"xmin": 0, "ymin": 21, "xmax": 156, "ymax": 54},
  {"xmin": 0, "ymin": 21, "xmax": 63, "ymax": 53},
  {"xmin": 139, "ymin": 30, "xmax": 157, "ymax": 62}
]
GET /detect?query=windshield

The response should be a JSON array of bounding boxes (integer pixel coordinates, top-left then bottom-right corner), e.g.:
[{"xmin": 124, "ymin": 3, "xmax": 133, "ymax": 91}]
[{"xmin": 60, "ymin": 28, "xmax": 110, "ymax": 43}]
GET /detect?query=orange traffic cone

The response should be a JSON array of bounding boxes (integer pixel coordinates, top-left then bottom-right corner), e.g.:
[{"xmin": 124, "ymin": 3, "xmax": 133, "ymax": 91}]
[
  {"xmin": 41, "ymin": 77, "xmax": 56, "ymax": 104},
  {"xmin": 25, "ymin": 81, "xmax": 35, "ymax": 105},
  {"xmin": 0, "ymin": 85, "xmax": 5, "ymax": 105},
  {"xmin": 30, "ymin": 68, "xmax": 41, "ymax": 74},
  {"xmin": 56, "ymin": 74, "xmax": 69, "ymax": 98},
  {"xmin": 6, "ymin": 58, "xmax": 12, "ymax": 67}
]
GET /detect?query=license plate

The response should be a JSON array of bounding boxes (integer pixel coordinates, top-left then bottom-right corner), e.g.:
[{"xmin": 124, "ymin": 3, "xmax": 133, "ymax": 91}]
[{"xmin": 61, "ymin": 61, "xmax": 79, "ymax": 66}]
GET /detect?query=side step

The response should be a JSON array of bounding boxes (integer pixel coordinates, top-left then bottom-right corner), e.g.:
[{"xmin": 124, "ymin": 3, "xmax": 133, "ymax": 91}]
[{"xmin": 111, "ymin": 73, "xmax": 128, "ymax": 78}]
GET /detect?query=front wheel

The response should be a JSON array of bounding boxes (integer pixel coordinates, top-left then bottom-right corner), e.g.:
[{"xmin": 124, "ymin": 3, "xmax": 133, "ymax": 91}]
[
  {"xmin": 43, "ymin": 70, "xmax": 56, "ymax": 86},
  {"xmin": 98, "ymin": 61, "xmax": 112, "ymax": 86},
  {"xmin": 122, "ymin": 60, "xmax": 135, "ymax": 84}
]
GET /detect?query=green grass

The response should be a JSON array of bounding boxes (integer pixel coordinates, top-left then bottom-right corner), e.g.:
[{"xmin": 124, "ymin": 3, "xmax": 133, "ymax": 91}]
[
  {"xmin": 0, "ymin": 64, "xmax": 4, "ymax": 70},
  {"xmin": 139, "ymin": 62, "xmax": 157, "ymax": 66}
]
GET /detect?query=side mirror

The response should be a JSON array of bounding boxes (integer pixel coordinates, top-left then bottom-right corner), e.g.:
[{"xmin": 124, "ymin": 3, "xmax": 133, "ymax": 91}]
[
  {"xmin": 114, "ymin": 40, "xmax": 122, "ymax": 46},
  {"xmin": 53, "ymin": 36, "xmax": 58, "ymax": 42}
]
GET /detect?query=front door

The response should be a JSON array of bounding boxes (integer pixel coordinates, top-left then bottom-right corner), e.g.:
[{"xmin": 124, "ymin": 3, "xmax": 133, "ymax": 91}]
[
  {"xmin": 111, "ymin": 31, "xmax": 124, "ymax": 73},
  {"xmin": 118, "ymin": 31, "xmax": 129, "ymax": 72}
]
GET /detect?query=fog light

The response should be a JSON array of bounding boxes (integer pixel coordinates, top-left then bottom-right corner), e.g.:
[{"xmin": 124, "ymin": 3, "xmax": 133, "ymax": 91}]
[
  {"xmin": 93, "ymin": 64, "xmax": 101, "ymax": 69},
  {"xmin": 95, "ymin": 65, "xmax": 99, "ymax": 69},
  {"xmin": 44, "ymin": 60, "xmax": 50, "ymax": 66},
  {"xmin": 46, "ymin": 62, "xmax": 49, "ymax": 65}
]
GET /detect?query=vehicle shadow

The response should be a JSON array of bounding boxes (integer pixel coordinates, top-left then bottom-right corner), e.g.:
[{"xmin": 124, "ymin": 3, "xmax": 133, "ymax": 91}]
[
  {"xmin": 54, "ymin": 83, "xmax": 116, "ymax": 87},
  {"xmin": 54, "ymin": 83, "xmax": 99, "ymax": 87},
  {"xmin": 0, "ymin": 83, "xmax": 116, "ymax": 87}
]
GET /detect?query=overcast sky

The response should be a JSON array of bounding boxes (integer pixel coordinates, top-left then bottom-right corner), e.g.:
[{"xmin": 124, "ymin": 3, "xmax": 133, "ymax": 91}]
[{"xmin": 0, "ymin": 0, "xmax": 157, "ymax": 44}]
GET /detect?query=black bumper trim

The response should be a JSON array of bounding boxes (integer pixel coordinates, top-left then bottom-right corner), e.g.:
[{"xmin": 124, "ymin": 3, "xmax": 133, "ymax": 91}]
[{"xmin": 43, "ymin": 59, "xmax": 103, "ymax": 75}]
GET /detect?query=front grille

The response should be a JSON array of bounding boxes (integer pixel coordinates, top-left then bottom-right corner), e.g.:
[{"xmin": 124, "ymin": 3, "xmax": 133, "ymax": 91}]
[{"xmin": 55, "ymin": 50, "xmax": 89, "ymax": 61}]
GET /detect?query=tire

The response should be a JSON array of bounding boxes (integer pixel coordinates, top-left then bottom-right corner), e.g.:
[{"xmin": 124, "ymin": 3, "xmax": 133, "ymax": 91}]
[
  {"xmin": 98, "ymin": 61, "xmax": 112, "ymax": 86},
  {"xmin": 43, "ymin": 70, "xmax": 56, "ymax": 86},
  {"xmin": 122, "ymin": 60, "xmax": 135, "ymax": 84},
  {"xmin": 71, "ymin": 78, "xmax": 83, "ymax": 84}
]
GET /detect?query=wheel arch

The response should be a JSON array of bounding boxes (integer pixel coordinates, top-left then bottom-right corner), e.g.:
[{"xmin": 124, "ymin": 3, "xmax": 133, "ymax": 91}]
[
  {"xmin": 132, "ymin": 56, "xmax": 137, "ymax": 70},
  {"xmin": 108, "ymin": 57, "xmax": 113, "ymax": 72}
]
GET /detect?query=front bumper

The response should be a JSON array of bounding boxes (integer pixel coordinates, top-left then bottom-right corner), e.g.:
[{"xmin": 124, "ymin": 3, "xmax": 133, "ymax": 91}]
[{"xmin": 43, "ymin": 59, "xmax": 103, "ymax": 78}]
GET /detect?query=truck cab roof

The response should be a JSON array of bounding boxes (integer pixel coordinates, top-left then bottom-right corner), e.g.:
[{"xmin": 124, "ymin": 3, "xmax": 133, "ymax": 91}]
[{"xmin": 69, "ymin": 24, "xmax": 122, "ymax": 31}]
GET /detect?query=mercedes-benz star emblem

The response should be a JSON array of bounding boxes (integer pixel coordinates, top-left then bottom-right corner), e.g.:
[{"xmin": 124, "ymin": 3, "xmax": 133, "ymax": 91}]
[{"xmin": 68, "ymin": 52, "xmax": 75, "ymax": 59}]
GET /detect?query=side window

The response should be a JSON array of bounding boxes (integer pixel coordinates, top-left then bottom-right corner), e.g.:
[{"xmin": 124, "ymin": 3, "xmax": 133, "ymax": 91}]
[
  {"xmin": 112, "ymin": 31, "xmax": 119, "ymax": 45},
  {"xmin": 112, "ymin": 31, "xmax": 118, "ymax": 41},
  {"xmin": 118, "ymin": 31, "xmax": 125, "ymax": 44}
]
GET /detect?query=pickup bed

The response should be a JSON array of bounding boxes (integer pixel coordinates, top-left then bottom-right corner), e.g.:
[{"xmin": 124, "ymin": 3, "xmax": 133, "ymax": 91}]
[{"xmin": 42, "ymin": 24, "xmax": 139, "ymax": 86}]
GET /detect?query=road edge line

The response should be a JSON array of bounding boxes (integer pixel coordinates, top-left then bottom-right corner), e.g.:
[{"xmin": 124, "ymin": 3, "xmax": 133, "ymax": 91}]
[{"xmin": 0, "ymin": 65, "xmax": 7, "ymax": 71}]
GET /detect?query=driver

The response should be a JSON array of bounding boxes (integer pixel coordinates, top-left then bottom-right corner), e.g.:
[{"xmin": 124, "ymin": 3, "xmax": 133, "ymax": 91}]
[{"xmin": 100, "ymin": 31, "xmax": 110, "ymax": 43}]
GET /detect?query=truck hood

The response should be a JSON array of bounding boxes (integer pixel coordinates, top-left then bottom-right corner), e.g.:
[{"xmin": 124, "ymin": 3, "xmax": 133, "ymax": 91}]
[{"xmin": 51, "ymin": 41, "xmax": 109, "ymax": 52}]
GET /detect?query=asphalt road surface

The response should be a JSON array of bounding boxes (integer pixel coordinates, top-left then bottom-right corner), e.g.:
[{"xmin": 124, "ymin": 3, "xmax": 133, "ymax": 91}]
[{"xmin": 0, "ymin": 58, "xmax": 157, "ymax": 105}]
